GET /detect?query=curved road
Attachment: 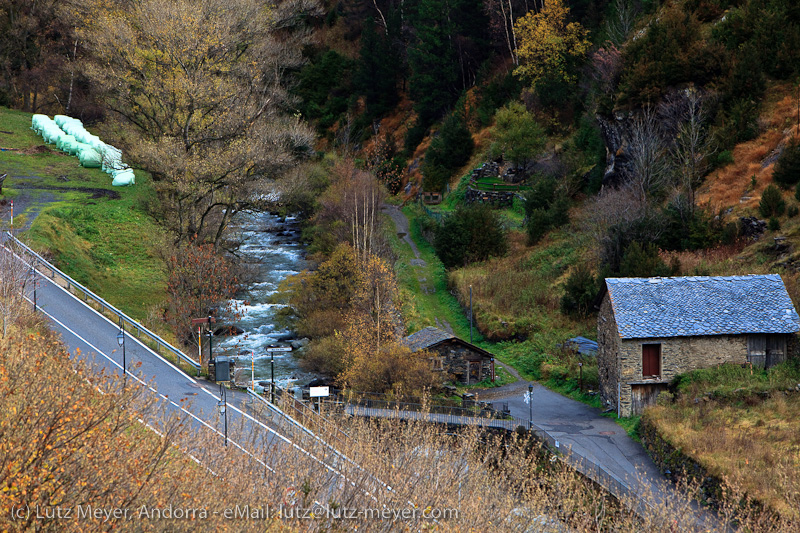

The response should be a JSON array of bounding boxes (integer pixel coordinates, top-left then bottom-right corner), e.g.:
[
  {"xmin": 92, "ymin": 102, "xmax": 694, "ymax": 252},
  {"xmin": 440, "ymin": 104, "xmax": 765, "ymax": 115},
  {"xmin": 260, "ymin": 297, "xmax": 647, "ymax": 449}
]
[{"xmin": 382, "ymin": 205, "xmax": 718, "ymax": 529}]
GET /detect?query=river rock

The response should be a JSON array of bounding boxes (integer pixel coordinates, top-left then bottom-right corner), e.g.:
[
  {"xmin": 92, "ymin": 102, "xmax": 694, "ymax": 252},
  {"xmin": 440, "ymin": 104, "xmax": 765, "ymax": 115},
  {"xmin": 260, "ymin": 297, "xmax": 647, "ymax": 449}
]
[
  {"xmin": 290, "ymin": 338, "xmax": 310, "ymax": 350},
  {"xmin": 214, "ymin": 325, "xmax": 245, "ymax": 336}
]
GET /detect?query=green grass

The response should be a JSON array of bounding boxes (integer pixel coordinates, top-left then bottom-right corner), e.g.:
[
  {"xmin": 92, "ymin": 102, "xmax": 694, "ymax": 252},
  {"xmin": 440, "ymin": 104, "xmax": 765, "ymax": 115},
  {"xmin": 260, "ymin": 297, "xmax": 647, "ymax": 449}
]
[
  {"xmin": 1, "ymin": 106, "xmax": 168, "ymax": 330},
  {"xmin": 388, "ymin": 203, "xmax": 481, "ymax": 342},
  {"xmin": 671, "ymin": 359, "xmax": 800, "ymax": 401}
]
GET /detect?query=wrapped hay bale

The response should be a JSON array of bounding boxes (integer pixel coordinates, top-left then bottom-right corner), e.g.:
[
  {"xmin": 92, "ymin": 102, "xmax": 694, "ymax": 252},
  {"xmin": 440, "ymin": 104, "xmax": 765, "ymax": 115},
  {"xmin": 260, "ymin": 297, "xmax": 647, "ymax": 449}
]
[
  {"xmin": 78, "ymin": 147, "xmax": 102, "ymax": 168},
  {"xmin": 111, "ymin": 168, "xmax": 135, "ymax": 186}
]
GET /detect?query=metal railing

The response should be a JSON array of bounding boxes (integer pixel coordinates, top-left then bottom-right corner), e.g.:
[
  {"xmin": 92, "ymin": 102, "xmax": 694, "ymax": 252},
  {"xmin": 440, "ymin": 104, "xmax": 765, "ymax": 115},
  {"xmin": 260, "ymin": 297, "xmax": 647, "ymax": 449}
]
[
  {"xmin": 4, "ymin": 231, "xmax": 200, "ymax": 373},
  {"xmin": 269, "ymin": 385, "xmax": 352, "ymax": 450}
]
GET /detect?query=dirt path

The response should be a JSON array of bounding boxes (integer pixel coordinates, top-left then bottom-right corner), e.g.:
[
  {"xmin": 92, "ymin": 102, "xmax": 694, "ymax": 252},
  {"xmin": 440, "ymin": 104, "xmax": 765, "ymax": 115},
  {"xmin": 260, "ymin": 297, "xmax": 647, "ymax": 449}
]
[
  {"xmin": 1, "ymin": 176, "xmax": 118, "ymax": 232},
  {"xmin": 382, "ymin": 204, "xmax": 422, "ymax": 259}
]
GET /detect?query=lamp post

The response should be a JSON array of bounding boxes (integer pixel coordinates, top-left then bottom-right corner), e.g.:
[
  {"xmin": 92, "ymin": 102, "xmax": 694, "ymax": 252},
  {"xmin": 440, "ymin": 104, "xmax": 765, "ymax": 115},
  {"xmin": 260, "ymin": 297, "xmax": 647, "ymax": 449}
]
[
  {"xmin": 30, "ymin": 259, "xmax": 37, "ymax": 312},
  {"xmin": 207, "ymin": 327, "xmax": 213, "ymax": 366},
  {"xmin": 528, "ymin": 383, "xmax": 533, "ymax": 430},
  {"xmin": 218, "ymin": 385, "xmax": 228, "ymax": 447},
  {"xmin": 116, "ymin": 322, "xmax": 126, "ymax": 382},
  {"xmin": 579, "ymin": 362, "xmax": 584, "ymax": 392},
  {"xmin": 270, "ymin": 349, "xmax": 275, "ymax": 404}
]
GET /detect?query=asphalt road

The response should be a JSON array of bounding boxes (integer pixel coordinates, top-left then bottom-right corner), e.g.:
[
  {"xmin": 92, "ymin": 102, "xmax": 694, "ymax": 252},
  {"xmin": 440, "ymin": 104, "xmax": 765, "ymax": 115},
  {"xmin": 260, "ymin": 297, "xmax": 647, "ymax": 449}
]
[
  {"xmin": 1, "ymin": 238, "xmax": 349, "ymax": 481},
  {"xmin": 495, "ymin": 383, "xmax": 719, "ymax": 529}
]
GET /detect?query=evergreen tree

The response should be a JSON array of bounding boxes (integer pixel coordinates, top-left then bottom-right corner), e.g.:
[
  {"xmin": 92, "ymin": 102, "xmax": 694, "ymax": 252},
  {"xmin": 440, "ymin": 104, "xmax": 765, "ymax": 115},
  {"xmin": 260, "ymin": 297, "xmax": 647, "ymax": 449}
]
[
  {"xmin": 354, "ymin": 17, "xmax": 400, "ymax": 118},
  {"xmin": 408, "ymin": 0, "xmax": 490, "ymax": 124},
  {"xmin": 773, "ymin": 138, "xmax": 800, "ymax": 189},
  {"xmin": 434, "ymin": 205, "xmax": 507, "ymax": 268},
  {"xmin": 408, "ymin": 0, "xmax": 460, "ymax": 124},
  {"xmin": 422, "ymin": 105, "xmax": 474, "ymax": 191}
]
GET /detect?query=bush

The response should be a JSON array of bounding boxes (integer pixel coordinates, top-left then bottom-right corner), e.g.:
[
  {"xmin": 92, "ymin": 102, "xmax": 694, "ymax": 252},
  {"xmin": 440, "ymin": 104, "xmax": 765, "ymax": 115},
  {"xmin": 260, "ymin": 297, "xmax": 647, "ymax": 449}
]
[
  {"xmin": 788, "ymin": 204, "xmax": 799, "ymax": 218},
  {"xmin": 619, "ymin": 241, "xmax": 672, "ymax": 278},
  {"xmin": 422, "ymin": 107, "xmax": 474, "ymax": 192},
  {"xmin": 560, "ymin": 263, "xmax": 599, "ymax": 317},
  {"xmin": 523, "ymin": 177, "xmax": 570, "ymax": 245},
  {"xmin": 759, "ymin": 184, "xmax": 786, "ymax": 218},
  {"xmin": 433, "ymin": 205, "xmax": 508, "ymax": 268},
  {"xmin": 773, "ymin": 138, "xmax": 800, "ymax": 189},
  {"xmin": 769, "ymin": 217, "xmax": 781, "ymax": 231}
]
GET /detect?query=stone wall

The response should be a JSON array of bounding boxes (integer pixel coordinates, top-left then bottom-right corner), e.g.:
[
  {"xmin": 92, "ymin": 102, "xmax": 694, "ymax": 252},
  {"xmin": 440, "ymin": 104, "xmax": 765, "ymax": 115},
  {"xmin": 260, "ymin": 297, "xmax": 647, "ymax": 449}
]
[
  {"xmin": 597, "ymin": 294, "xmax": 621, "ymax": 411},
  {"xmin": 431, "ymin": 341, "xmax": 493, "ymax": 384},
  {"xmin": 617, "ymin": 335, "xmax": 748, "ymax": 416},
  {"xmin": 464, "ymin": 187, "xmax": 516, "ymax": 206}
]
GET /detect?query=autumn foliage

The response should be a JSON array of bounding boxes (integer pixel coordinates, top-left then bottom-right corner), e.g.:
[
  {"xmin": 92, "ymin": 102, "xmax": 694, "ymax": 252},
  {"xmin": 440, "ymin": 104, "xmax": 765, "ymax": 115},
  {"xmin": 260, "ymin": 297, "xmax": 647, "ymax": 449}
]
[{"xmin": 165, "ymin": 242, "xmax": 238, "ymax": 354}]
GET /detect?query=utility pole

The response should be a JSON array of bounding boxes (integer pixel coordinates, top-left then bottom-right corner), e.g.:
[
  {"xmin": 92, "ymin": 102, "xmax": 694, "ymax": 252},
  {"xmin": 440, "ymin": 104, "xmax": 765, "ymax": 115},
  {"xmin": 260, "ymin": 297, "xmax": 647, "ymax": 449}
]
[
  {"xmin": 469, "ymin": 285, "xmax": 473, "ymax": 343},
  {"xmin": 528, "ymin": 383, "xmax": 533, "ymax": 430}
]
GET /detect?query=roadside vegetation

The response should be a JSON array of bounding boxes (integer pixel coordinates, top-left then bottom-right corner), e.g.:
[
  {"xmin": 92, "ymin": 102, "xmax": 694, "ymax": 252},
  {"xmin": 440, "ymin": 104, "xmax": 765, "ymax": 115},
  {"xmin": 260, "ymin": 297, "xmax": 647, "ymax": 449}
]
[
  {"xmin": 0, "ymin": 107, "xmax": 169, "ymax": 330},
  {"xmin": 645, "ymin": 361, "xmax": 800, "ymax": 519},
  {"xmin": 2, "ymin": 294, "xmax": 798, "ymax": 532}
]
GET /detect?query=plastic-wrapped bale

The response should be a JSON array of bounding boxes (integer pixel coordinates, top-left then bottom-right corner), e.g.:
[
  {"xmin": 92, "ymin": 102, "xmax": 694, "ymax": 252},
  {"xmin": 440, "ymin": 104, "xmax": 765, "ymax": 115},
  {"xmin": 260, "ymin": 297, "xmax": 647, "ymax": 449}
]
[
  {"xmin": 53, "ymin": 115, "xmax": 75, "ymax": 128},
  {"xmin": 111, "ymin": 168, "xmax": 135, "ymax": 186},
  {"xmin": 56, "ymin": 134, "xmax": 76, "ymax": 153},
  {"xmin": 101, "ymin": 145, "xmax": 125, "ymax": 173},
  {"xmin": 74, "ymin": 142, "xmax": 93, "ymax": 156},
  {"xmin": 31, "ymin": 114, "xmax": 50, "ymax": 133},
  {"xmin": 42, "ymin": 124, "xmax": 63, "ymax": 144},
  {"xmin": 78, "ymin": 147, "xmax": 102, "ymax": 168}
]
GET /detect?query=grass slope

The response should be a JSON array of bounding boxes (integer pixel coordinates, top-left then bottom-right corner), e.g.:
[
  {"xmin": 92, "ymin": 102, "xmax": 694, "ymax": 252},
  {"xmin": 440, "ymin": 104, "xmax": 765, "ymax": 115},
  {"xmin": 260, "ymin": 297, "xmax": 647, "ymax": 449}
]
[
  {"xmin": 645, "ymin": 361, "xmax": 800, "ymax": 519},
  {"xmin": 0, "ymin": 106, "xmax": 168, "ymax": 329}
]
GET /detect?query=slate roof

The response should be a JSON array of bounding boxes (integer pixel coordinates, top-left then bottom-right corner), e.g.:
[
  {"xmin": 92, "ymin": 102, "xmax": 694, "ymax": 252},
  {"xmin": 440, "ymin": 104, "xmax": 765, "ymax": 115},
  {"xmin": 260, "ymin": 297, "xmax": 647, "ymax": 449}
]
[
  {"xmin": 564, "ymin": 336, "xmax": 599, "ymax": 356},
  {"xmin": 403, "ymin": 327, "xmax": 456, "ymax": 352},
  {"xmin": 606, "ymin": 274, "xmax": 800, "ymax": 339}
]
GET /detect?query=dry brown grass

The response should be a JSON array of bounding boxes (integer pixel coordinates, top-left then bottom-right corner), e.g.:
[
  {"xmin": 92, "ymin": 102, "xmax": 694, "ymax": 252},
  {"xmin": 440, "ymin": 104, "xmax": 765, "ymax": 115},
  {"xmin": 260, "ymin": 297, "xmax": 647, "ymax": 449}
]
[
  {"xmin": 2, "ymin": 295, "xmax": 797, "ymax": 530},
  {"xmin": 698, "ymin": 82, "xmax": 800, "ymax": 213},
  {"xmin": 659, "ymin": 241, "xmax": 750, "ymax": 276},
  {"xmin": 647, "ymin": 395, "xmax": 800, "ymax": 520}
]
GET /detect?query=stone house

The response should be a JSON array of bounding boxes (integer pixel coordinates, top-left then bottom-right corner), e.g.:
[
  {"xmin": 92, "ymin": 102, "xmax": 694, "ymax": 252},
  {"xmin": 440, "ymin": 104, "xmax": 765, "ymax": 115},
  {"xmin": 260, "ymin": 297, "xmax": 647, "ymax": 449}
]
[
  {"xmin": 597, "ymin": 275, "xmax": 800, "ymax": 417},
  {"xmin": 403, "ymin": 327, "xmax": 494, "ymax": 384}
]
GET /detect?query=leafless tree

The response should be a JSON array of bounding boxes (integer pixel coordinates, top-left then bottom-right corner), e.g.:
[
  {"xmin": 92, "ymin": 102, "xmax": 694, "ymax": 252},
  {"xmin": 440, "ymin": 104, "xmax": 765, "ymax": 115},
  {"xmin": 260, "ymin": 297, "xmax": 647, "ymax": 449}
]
[
  {"xmin": 625, "ymin": 106, "xmax": 672, "ymax": 204},
  {"xmin": 664, "ymin": 87, "xmax": 716, "ymax": 220},
  {"xmin": 79, "ymin": 0, "xmax": 316, "ymax": 247},
  {"xmin": 0, "ymin": 237, "xmax": 35, "ymax": 338},
  {"xmin": 606, "ymin": 0, "xmax": 641, "ymax": 46}
]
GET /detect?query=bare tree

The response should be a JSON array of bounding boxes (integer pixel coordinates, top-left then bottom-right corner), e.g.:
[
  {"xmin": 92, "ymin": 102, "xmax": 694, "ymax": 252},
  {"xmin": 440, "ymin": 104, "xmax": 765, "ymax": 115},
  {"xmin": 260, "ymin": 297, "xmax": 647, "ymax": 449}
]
[
  {"xmin": 665, "ymin": 87, "xmax": 716, "ymax": 220},
  {"xmin": 80, "ymin": 0, "xmax": 316, "ymax": 247},
  {"xmin": 606, "ymin": 0, "xmax": 641, "ymax": 46},
  {"xmin": 625, "ymin": 106, "xmax": 672, "ymax": 204},
  {"xmin": 0, "ymin": 238, "xmax": 34, "ymax": 338}
]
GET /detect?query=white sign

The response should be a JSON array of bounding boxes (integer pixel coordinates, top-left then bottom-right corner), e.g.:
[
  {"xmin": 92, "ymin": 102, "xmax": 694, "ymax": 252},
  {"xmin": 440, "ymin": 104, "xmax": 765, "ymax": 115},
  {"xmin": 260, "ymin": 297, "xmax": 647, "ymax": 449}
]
[
  {"xmin": 523, "ymin": 391, "xmax": 532, "ymax": 405},
  {"xmin": 309, "ymin": 386, "xmax": 330, "ymax": 398},
  {"xmin": 266, "ymin": 346, "xmax": 292, "ymax": 352}
]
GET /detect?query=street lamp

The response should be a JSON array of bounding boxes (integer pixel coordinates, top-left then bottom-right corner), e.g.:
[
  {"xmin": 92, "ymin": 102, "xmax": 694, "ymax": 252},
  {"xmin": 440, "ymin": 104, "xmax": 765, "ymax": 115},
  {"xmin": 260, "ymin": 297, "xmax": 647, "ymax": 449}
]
[
  {"xmin": 528, "ymin": 383, "xmax": 534, "ymax": 430},
  {"xmin": 218, "ymin": 386, "xmax": 228, "ymax": 447},
  {"xmin": 270, "ymin": 349, "xmax": 275, "ymax": 404},
  {"xmin": 207, "ymin": 327, "xmax": 214, "ymax": 366},
  {"xmin": 30, "ymin": 259, "xmax": 37, "ymax": 312},
  {"xmin": 116, "ymin": 322, "xmax": 126, "ymax": 382}
]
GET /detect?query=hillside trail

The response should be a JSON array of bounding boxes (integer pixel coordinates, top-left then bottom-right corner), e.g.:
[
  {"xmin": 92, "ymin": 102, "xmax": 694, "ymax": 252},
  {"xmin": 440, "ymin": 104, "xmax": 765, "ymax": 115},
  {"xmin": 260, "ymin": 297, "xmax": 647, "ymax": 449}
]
[{"xmin": 381, "ymin": 203, "xmax": 521, "ymax": 386}]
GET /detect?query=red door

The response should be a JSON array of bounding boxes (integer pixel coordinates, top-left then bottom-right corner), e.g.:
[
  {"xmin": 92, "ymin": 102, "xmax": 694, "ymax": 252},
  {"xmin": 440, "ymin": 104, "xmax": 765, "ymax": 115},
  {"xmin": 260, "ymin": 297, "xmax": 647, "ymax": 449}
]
[{"xmin": 642, "ymin": 344, "xmax": 661, "ymax": 377}]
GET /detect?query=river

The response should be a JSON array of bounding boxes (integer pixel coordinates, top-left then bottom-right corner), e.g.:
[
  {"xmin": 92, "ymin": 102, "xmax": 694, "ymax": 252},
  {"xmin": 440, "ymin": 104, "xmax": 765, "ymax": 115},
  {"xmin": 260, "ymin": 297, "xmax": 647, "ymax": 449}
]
[{"xmin": 214, "ymin": 211, "xmax": 315, "ymax": 389}]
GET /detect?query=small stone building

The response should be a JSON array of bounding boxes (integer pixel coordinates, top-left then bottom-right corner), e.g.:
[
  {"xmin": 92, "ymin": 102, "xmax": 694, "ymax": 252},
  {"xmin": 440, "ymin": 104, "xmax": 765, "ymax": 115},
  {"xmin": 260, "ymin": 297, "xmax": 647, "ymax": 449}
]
[
  {"xmin": 403, "ymin": 327, "xmax": 494, "ymax": 384},
  {"xmin": 598, "ymin": 275, "xmax": 800, "ymax": 417}
]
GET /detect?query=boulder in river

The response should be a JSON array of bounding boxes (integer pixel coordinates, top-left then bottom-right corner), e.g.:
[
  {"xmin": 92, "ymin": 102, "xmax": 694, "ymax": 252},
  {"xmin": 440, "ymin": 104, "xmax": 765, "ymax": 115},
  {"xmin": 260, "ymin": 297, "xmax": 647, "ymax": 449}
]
[{"xmin": 214, "ymin": 325, "xmax": 245, "ymax": 336}]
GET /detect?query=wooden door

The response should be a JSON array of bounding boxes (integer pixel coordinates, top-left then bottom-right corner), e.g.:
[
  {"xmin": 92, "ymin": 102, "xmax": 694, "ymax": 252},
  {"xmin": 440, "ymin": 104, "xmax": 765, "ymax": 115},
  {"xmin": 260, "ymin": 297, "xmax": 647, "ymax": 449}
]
[
  {"xmin": 766, "ymin": 335, "xmax": 787, "ymax": 368},
  {"xmin": 748, "ymin": 335, "xmax": 766, "ymax": 369},
  {"xmin": 642, "ymin": 344, "xmax": 661, "ymax": 378}
]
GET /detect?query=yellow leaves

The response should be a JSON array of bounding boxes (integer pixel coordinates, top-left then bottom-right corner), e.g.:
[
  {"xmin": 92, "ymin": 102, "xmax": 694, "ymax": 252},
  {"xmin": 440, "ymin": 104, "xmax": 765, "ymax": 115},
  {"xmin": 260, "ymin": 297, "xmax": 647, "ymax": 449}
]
[{"xmin": 512, "ymin": 0, "xmax": 591, "ymax": 89}]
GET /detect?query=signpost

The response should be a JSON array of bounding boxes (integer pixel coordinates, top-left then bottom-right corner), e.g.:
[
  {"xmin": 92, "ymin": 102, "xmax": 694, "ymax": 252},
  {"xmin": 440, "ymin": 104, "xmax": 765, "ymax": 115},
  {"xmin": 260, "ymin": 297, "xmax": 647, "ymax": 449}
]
[
  {"xmin": 191, "ymin": 316, "xmax": 216, "ymax": 371},
  {"xmin": 310, "ymin": 386, "xmax": 329, "ymax": 414},
  {"xmin": 266, "ymin": 345, "xmax": 292, "ymax": 403}
]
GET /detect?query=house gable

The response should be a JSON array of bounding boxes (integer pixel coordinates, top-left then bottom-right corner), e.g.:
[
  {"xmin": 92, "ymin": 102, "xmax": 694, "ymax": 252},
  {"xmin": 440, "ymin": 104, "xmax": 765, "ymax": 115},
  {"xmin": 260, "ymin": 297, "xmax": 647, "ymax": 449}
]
[{"xmin": 598, "ymin": 274, "xmax": 800, "ymax": 416}]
